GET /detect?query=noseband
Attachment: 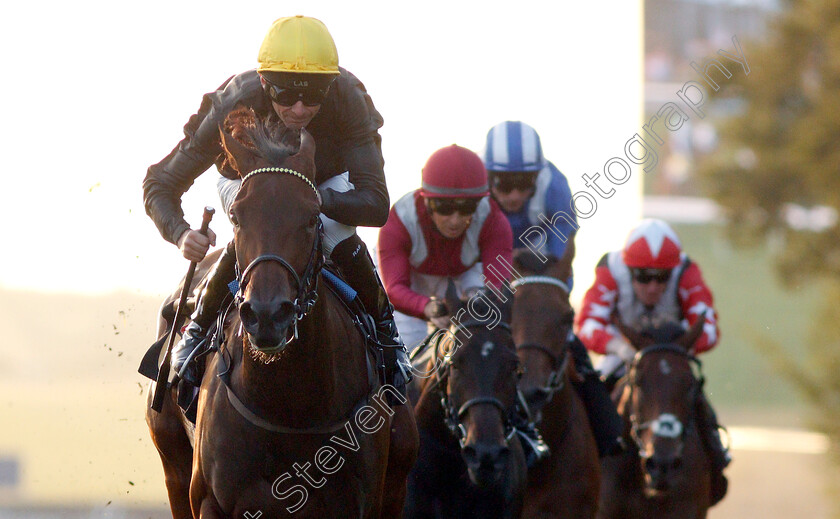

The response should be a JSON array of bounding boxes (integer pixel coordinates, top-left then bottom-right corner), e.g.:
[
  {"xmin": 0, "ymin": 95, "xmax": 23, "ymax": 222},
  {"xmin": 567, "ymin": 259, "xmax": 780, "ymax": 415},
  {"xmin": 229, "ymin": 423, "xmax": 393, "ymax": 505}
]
[
  {"xmin": 233, "ymin": 167, "xmax": 324, "ymax": 351},
  {"xmin": 432, "ymin": 320, "xmax": 520, "ymax": 448},
  {"xmin": 627, "ymin": 343, "xmax": 704, "ymax": 459},
  {"xmin": 511, "ymin": 275, "xmax": 573, "ymax": 403}
]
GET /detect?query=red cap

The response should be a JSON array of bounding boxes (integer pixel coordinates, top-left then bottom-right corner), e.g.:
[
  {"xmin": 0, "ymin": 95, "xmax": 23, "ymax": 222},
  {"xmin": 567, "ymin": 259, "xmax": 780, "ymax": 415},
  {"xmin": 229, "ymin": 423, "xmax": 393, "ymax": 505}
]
[
  {"xmin": 420, "ymin": 145, "xmax": 489, "ymax": 199},
  {"xmin": 622, "ymin": 219, "xmax": 683, "ymax": 269}
]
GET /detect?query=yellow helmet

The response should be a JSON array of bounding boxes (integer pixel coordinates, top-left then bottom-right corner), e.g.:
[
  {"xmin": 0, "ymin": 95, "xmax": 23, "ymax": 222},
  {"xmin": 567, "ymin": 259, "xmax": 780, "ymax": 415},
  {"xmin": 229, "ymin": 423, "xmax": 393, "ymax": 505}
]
[{"xmin": 257, "ymin": 15, "xmax": 340, "ymax": 75}]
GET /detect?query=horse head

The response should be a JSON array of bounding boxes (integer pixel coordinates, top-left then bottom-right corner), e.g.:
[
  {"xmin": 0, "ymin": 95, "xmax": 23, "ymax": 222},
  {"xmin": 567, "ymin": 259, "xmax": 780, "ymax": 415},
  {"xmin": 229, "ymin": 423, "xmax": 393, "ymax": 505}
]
[
  {"xmin": 219, "ymin": 108, "xmax": 322, "ymax": 355},
  {"xmin": 510, "ymin": 250, "xmax": 575, "ymax": 416},
  {"xmin": 435, "ymin": 285, "xmax": 523, "ymax": 488},
  {"xmin": 623, "ymin": 316, "xmax": 706, "ymax": 495}
]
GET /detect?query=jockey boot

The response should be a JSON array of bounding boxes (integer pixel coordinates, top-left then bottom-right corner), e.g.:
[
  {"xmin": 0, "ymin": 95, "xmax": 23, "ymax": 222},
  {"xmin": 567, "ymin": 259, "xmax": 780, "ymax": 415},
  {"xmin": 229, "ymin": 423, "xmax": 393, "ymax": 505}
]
[
  {"xmin": 598, "ymin": 354, "xmax": 628, "ymax": 393},
  {"xmin": 173, "ymin": 241, "xmax": 237, "ymax": 386},
  {"xmin": 696, "ymin": 393, "xmax": 732, "ymax": 506},
  {"xmin": 331, "ymin": 235, "xmax": 412, "ymax": 395},
  {"xmin": 569, "ymin": 335, "xmax": 626, "ymax": 457}
]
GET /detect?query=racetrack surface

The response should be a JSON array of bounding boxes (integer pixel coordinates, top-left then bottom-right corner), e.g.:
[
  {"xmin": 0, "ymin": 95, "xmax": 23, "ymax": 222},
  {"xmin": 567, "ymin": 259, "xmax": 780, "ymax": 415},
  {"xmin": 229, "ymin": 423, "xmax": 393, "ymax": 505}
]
[{"xmin": 0, "ymin": 426, "xmax": 831, "ymax": 518}]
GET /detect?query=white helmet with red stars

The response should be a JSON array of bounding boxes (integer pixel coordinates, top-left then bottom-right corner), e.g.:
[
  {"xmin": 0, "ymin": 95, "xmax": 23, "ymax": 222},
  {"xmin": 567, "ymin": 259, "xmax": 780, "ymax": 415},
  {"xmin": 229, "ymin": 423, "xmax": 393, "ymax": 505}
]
[{"xmin": 622, "ymin": 219, "xmax": 683, "ymax": 269}]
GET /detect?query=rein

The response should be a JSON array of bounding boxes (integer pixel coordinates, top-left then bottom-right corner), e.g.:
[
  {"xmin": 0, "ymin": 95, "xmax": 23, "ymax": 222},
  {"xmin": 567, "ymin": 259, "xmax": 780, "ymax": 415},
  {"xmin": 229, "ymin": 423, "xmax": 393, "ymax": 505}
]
[
  {"xmin": 233, "ymin": 167, "xmax": 325, "ymax": 352},
  {"xmin": 212, "ymin": 266, "xmax": 382, "ymax": 435},
  {"xmin": 516, "ymin": 343, "xmax": 570, "ymax": 402},
  {"xmin": 430, "ymin": 320, "xmax": 519, "ymax": 447},
  {"xmin": 626, "ymin": 343, "xmax": 705, "ymax": 458}
]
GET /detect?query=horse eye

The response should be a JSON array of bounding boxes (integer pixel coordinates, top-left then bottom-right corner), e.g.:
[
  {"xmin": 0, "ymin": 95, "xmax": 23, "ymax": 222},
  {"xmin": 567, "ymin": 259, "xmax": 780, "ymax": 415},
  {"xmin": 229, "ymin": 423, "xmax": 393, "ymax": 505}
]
[{"xmin": 230, "ymin": 213, "xmax": 240, "ymax": 226}]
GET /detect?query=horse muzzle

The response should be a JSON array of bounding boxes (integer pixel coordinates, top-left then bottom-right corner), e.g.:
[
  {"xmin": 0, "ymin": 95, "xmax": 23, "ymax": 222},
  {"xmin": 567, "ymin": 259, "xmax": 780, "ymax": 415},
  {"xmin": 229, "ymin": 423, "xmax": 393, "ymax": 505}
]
[
  {"xmin": 521, "ymin": 386, "xmax": 552, "ymax": 416},
  {"xmin": 239, "ymin": 298, "xmax": 297, "ymax": 352},
  {"xmin": 643, "ymin": 454, "xmax": 683, "ymax": 494},
  {"xmin": 462, "ymin": 442, "xmax": 510, "ymax": 487}
]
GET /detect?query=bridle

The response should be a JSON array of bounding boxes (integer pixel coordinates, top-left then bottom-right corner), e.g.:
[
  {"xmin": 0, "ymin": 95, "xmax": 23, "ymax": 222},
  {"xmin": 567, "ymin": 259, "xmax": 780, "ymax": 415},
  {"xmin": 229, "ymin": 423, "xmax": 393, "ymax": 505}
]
[
  {"xmin": 626, "ymin": 343, "xmax": 704, "ymax": 460},
  {"xmin": 511, "ymin": 275, "xmax": 574, "ymax": 404},
  {"xmin": 430, "ymin": 320, "xmax": 521, "ymax": 448},
  {"xmin": 232, "ymin": 167, "xmax": 324, "ymax": 352}
]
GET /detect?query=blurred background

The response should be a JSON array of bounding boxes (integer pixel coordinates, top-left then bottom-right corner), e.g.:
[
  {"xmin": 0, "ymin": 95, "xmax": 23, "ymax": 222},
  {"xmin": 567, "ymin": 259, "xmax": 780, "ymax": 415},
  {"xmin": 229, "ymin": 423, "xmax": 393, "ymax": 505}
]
[{"xmin": 0, "ymin": 0, "xmax": 837, "ymax": 517}]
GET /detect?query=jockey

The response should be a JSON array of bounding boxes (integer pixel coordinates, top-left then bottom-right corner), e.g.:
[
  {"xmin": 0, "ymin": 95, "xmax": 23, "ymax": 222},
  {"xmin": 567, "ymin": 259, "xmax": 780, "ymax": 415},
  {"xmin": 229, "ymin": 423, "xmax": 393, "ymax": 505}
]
[
  {"xmin": 143, "ymin": 15, "xmax": 410, "ymax": 394},
  {"xmin": 576, "ymin": 218, "xmax": 731, "ymax": 504},
  {"xmin": 378, "ymin": 144, "xmax": 555, "ymax": 464},
  {"xmin": 484, "ymin": 121, "xmax": 623, "ymax": 458},
  {"xmin": 376, "ymin": 144, "xmax": 514, "ymax": 349},
  {"xmin": 483, "ymin": 121, "xmax": 577, "ymax": 283}
]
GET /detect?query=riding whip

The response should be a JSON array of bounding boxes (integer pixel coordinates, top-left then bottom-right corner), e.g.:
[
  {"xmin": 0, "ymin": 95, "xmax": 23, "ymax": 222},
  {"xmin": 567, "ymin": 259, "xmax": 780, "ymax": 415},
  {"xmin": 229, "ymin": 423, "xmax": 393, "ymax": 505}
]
[{"xmin": 151, "ymin": 206, "xmax": 215, "ymax": 412}]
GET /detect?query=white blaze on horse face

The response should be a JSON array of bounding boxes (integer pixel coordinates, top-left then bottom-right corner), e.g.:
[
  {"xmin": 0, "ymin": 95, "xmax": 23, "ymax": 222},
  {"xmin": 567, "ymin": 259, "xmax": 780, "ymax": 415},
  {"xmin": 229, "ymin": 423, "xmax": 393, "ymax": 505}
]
[
  {"xmin": 651, "ymin": 413, "xmax": 683, "ymax": 439},
  {"xmin": 659, "ymin": 358, "xmax": 671, "ymax": 375},
  {"xmin": 481, "ymin": 341, "xmax": 494, "ymax": 358}
]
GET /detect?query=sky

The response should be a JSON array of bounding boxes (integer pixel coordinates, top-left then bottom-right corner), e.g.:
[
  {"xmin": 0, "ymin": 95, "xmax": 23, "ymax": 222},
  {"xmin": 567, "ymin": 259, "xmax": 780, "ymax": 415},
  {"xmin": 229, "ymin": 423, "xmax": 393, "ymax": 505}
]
[{"xmin": 0, "ymin": 0, "xmax": 642, "ymax": 305}]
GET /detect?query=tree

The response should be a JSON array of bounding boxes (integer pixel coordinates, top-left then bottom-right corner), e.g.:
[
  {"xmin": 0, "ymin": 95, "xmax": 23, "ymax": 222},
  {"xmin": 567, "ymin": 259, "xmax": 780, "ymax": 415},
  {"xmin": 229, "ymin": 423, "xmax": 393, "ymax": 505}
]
[
  {"xmin": 698, "ymin": 0, "xmax": 840, "ymax": 513},
  {"xmin": 700, "ymin": 0, "xmax": 840, "ymax": 283}
]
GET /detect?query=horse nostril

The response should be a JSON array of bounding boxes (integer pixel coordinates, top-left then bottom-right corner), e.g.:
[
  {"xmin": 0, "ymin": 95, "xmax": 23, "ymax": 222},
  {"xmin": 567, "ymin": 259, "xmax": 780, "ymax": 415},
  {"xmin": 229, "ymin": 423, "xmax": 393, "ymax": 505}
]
[
  {"xmin": 494, "ymin": 445, "xmax": 510, "ymax": 471},
  {"xmin": 239, "ymin": 302, "xmax": 258, "ymax": 331},
  {"xmin": 646, "ymin": 455, "xmax": 680, "ymax": 475},
  {"xmin": 462, "ymin": 445, "xmax": 478, "ymax": 466},
  {"xmin": 464, "ymin": 444, "xmax": 509, "ymax": 471},
  {"xmin": 272, "ymin": 301, "xmax": 297, "ymax": 327}
]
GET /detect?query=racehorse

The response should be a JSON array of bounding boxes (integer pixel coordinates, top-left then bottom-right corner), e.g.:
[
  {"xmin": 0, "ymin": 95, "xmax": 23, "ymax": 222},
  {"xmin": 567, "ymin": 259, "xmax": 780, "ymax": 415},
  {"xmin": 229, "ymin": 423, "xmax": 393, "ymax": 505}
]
[
  {"xmin": 597, "ymin": 318, "xmax": 710, "ymax": 519},
  {"xmin": 403, "ymin": 286, "xmax": 528, "ymax": 519},
  {"xmin": 510, "ymin": 251, "xmax": 600, "ymax": 518},
  {"xmin": 145, "ymin": 108, "xmax": 418, "ymax": 518}
]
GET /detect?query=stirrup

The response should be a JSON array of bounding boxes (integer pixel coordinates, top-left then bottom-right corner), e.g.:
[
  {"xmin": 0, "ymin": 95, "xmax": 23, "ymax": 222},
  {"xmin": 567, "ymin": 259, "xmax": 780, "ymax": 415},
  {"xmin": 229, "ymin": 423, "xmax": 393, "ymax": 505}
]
[
  {"xmin": 173, "ymin": 322, "xmax": 207, "ymax": 386},
  {"xmin": 395, "ymin": 346, "xmax": 413, "ymax": 385},
  {"xmin": 714, "ymin": 425, "xmax": 733, "ymax": 468},
  {"xmin": 176, "ymin": 336, "xmax": 208, "ymax": 384}
]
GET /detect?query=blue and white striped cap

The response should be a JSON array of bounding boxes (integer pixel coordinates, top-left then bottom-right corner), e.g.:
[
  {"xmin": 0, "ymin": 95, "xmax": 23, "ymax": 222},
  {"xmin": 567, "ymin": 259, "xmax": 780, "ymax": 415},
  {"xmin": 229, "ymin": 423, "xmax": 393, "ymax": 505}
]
[{"xmin": 483, "ymin": 121, "xmax": 546, "ymax": 173}]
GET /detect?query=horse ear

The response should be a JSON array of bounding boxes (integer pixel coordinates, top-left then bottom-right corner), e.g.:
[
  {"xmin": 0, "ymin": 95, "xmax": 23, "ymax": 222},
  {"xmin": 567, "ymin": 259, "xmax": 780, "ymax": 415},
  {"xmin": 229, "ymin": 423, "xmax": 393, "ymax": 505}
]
[
  {"xmin": 677, "ymin": 312, "xmax": 707, "ymax": 350},
  {"xmin": 554, "ymin": 240, "xmax": 575, "ymax": 281},
  {"xmin": 443, "ymin": 278, "xmax": 462, "ymax": 316},
  {"xmin": 219, "ymin": 125, "xmax": 258, "ymax": 178},
  {"xmin": 298, "ymin": 128, "xmax": 315, "ymax": 159},
  {"xmin": 549, "ymin": 254, "xmax": 573, "ymax": 283},
  {"xmin": 285, "ymin": 128, "xmax": 316, "ymax": 181},
  {"xmin": 511, "ymin": 249, "xmax": 528, "ymax": 274},
  {"xmin": 512, "ymin": 249, "xmax": 558, "ymax": 275},
  {"xmin": 498, "ymin": 283, "xmax": 514, "ymax": 324},
  {"xmin": 611, "ymin": 311, "xmax": 648, "ymax": 350}
]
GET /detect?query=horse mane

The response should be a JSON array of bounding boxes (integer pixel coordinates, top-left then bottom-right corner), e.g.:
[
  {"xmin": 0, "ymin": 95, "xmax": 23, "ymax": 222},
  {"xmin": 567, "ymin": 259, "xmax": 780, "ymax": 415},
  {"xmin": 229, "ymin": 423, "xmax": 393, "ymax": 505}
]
[
  {"xmin": 639, "ymin": 322, "xmax": 687, "ymax": 344},
  {"xmin": 514, "ymin": 251, "xmax": 558, "ymax": 274},
  {"xmin": 222, "ymin": 107, "xmax": 300, "ymax": 169},
  {"xmin": 512, "ymin": 249, "xmax": 573, "ymax": 283}
]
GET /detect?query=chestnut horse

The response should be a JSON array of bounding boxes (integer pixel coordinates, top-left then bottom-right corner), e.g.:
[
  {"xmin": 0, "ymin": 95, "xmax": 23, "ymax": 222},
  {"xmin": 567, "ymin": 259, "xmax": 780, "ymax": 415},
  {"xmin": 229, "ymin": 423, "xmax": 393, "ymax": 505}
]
[
  {"xmin": 145, "ymin": 109, "xmax": 418, "ymax": 518},
  {"xmin": 597, "ymin": 319, "xmax": 710, "ymax": 519},
  {"xmin": 404, "ymin": 287, "xmax": 528, "ymax": 519},
  {"xmin": 510, "ymin": 251, "xmax": 600, "ymax": 518}
]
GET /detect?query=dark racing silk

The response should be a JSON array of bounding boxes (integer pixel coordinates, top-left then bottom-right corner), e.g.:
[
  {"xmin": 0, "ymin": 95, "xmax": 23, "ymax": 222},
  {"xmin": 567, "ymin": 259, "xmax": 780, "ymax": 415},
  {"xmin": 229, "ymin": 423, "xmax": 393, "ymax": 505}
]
[{"xmin": 143, "ymin": 67, "xmax": 389, "ymax": 244}]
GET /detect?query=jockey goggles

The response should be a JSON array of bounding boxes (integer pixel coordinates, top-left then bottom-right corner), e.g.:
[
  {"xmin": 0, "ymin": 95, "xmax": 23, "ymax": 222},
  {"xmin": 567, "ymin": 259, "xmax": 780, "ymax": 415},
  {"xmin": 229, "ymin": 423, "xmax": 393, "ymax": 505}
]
[
  {"xmin": 631, "ymin": 268, "xmax": 672, "ymax": 284},
  {"xmin": 490, "ymin": 172, "xmax": 538, "ymax": 194},
  {"xmin": 261, "ymin": 74, "xmax": 332, "ymax": 107},
  {"xmin": 427, "ymin": 197, "xmax": 480, "ymax": 216}
]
